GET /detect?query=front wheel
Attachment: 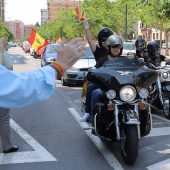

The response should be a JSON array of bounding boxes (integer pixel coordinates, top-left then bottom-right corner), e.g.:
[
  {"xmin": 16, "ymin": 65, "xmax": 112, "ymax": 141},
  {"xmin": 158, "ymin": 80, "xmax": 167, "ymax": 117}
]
[
  {"xmin": 162, "ymin": 92, "xmax": 170, "ymax": 119},
  {"xmin": 120, "ymin": 125, "xmax": 139, "ymax": 165},
  {"xmin": 61, "ymin": 76, "xmax": 68, "ymax": 86}
]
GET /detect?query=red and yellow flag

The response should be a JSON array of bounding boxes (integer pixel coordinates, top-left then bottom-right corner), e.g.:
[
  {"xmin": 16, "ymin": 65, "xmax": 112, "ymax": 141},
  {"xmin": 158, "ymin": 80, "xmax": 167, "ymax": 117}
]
[
  {"xmin": 79, "ymin": 11, "xmax": 85, "ymax": 21},
  {"xmin": 56, "ymin": 36, "xmax": 61, "ymax": 43},
  {"xmin": 72, "ymin": 7, "xmax": 80, "ymax": 15},
  {"xmin": 28, "ymin": 28, "xmax": 49, "ymax": 52}
]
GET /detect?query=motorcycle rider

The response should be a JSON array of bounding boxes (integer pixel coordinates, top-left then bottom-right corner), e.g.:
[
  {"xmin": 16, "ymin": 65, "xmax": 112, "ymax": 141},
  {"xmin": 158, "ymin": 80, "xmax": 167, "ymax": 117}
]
[
  {"xmin": 147, "ymin": 41, "xmax": 170, "ymax": 66},
  {"xmin": 83, "ymin": 19, "xmax": 113, "ymax": 62},
  {"xmin": 135, "ymin": 38, "xmax": 149, "ymax": 60},
  {"xmin": 135, "ymin": 38, "xmax": 170, "ymax": 66},
  {"xmin": 80, "ymin": 35, "xmax": 124, "ymax": 122}
]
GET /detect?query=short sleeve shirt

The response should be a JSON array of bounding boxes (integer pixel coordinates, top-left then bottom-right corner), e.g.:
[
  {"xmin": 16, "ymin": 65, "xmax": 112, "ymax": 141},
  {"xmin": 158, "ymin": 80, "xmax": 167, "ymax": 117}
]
[{"xmin": 93, "ymin": 46, "xmax": 108, "ymax": 62}]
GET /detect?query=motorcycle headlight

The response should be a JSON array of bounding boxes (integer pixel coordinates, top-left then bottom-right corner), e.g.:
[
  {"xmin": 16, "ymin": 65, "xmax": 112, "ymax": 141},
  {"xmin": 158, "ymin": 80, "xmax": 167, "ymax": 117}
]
[
  {"xmin": 106, "ymin": 90, "xmax": 116, "ymax": 100},
  {"xmin": 139, "ymin": 88, "xmax": 149, "ymax": 98},
  {"xmin": 162, "ymin": 72, "xmax": 169, "ymax": 79},
  {"xmin": 120, "ymin": 85, "xmax": 136, "ymax": 102}
]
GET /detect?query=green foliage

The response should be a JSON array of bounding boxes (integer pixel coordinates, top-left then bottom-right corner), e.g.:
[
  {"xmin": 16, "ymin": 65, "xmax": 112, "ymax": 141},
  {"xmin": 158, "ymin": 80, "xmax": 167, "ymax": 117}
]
[
  {"xmin": 0, "ymin": 19, "xmax": 15, "ymax": 41},
  {"xmin": 23, "ymin": 0, "xmax": 170, "ymax": 41}
]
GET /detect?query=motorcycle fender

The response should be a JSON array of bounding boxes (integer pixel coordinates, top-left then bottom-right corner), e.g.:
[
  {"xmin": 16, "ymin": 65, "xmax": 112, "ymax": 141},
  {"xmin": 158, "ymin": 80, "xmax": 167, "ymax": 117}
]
[
  {"xmin": 163, "ymin": 85, "xmax": 170, "ymax": 92},
  {"xmin": 124, "ymin": 114, "xmax": 140, "ymax": 125}
]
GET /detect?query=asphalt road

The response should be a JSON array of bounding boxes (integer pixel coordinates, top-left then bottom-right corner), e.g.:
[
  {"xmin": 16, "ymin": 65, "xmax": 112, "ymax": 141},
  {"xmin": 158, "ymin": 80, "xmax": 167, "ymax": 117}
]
[{"xmin": 1, "ymin": 46, "xmax": 170, "ymax": 170}]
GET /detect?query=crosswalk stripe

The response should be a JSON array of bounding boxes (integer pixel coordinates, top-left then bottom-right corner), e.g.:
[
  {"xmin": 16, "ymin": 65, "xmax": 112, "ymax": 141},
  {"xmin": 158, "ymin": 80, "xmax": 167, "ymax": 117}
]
[{"xmin": 0, "ymin": 119, "xmax": 57, "ymax": 164}]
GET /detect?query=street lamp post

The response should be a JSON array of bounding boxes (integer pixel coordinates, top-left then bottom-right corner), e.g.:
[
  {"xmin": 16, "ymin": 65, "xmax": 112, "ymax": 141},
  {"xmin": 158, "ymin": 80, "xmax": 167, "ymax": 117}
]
[{"xmin": 124, "ymin": 5, "xmax": 128, "ymax": 40}]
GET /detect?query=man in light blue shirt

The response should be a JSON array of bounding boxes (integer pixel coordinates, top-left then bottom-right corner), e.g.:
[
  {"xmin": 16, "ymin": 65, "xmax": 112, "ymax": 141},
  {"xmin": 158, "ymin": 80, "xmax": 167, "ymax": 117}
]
[{"xmin": 0, "ymin": 37, "xmax": 86, "ymax": 108}]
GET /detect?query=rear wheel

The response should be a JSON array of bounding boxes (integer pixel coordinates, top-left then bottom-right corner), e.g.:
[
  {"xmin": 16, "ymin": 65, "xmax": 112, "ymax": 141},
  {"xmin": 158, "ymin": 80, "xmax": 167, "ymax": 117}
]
[
  {"xmin": 162, "ymin": 92, "xmax": 170, "ymax": 119},
  {"xmin": 120, "ymin": 125, "xmax": 139, "ymax": 165}
]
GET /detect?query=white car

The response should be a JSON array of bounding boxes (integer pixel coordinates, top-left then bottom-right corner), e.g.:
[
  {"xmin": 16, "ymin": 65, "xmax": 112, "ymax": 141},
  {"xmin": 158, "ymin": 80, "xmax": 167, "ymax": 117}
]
[
  {"xmin": 30, "ymin": 47, "xmax": 41, "ymax": 58},
  {"xmin": 162, "ymin": 42, "xmax": 170, "ymax": 49},
  {"xmin": 62, "ymin": 45, "xmax": 96, "ymax": 86},
  {"xmin": 122, "ymin": 42, "xmax": 136, "ymax": 56},
  {"xmin": 30, "ymin": 47, "xmax": 35, "ymax": 56}
]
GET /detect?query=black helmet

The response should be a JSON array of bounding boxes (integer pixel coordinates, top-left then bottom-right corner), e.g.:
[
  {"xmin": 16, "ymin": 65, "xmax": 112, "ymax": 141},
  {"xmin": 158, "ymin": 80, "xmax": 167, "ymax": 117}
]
[
  {"xmin": 107, "ymin": 35, "xmax": 124, "ymax": 55},
  {"xmin": 135, "ymin": 38, "xmax": 147, "ymax": 51},
  {"xmin": 97, "ymin": 27, "xmax": 113, "ymax": 48},
  {"xmin": 147, "ymin": 41, "xmax": 160, "ymax": 57}
]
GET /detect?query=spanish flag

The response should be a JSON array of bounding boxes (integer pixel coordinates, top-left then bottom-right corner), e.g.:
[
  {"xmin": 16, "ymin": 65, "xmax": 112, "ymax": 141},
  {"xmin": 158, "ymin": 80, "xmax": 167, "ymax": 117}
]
[
  {"xmin": 79, "ymin": 11, "xmax": 85, "ymax": 21},
  {"xmin": 28, "ymin": 28, "xmax": 49, "ymax": 52},
  {"xmin": 72, "ymin": 7, "xmax": 80, "ymax": 16},
  {"xmin": 56, "ymin": 36, "xmax": 61, "ymax": 43}
]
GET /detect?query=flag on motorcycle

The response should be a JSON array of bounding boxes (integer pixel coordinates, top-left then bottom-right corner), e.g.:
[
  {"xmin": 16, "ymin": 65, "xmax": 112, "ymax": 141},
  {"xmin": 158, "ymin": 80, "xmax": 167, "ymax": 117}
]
[
  {"xmin": 28, "ymin": 28, "xmax": 49, "ymax": 54},
  {"xmin": 81, "ymin": 78, "xmax": 88, "ymax": 98},
  {"xmin": 56, "ymin": 36, "xmax": 61, "ymax": 43}
]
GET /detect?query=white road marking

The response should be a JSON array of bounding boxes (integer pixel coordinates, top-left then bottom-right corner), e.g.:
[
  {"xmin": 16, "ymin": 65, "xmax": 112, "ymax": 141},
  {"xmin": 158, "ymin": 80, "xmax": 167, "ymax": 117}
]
[
  {"xmin": 0, "ymin": 119, "xmax": 57, "ymax": 164},
  {"xmin": 152, "ymin": 114, "xmax": 170, "ymax": 123},
  {"xmin": 147, "ymin": 127, "xmax": 170, "ymax": 137},
  {"xmin": 147, "ymin": 158, "xmax": 170, "ymax": 170},
  {"xmin": 68, "ymin": 108, "xmax": 124, "ymax": 170}
]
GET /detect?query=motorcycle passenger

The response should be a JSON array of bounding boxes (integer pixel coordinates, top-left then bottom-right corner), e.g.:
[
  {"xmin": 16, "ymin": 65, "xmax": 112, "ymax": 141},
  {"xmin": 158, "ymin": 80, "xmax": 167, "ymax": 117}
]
[
  {"xmin": 147, "ymin": 41, "xmax": 170, "ymax": 66},
  {"xmin": 135, "ymin": 38, "xmax": 149, "ymax": 61},
  {"xmin": 80, "ymin": 35, "xmax": 124, "ymax": 122},
  {"xmin": 83, "ymin": 19, "xmax": 113, "ymax": 62},
  {"xmin": 80, "ymin": 20, "xmax": 113, "ymax": 122}
]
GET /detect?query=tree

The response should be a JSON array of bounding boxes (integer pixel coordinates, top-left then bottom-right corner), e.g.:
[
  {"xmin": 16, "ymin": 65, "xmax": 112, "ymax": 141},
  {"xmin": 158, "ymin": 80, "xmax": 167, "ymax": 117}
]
[
  {"xmin": 135, "ymin": 0, "xmax": 170, "ymax": 55},
  {"xmin": 0, "ymin": 19, "xmax": 15, "ymax": 41}
]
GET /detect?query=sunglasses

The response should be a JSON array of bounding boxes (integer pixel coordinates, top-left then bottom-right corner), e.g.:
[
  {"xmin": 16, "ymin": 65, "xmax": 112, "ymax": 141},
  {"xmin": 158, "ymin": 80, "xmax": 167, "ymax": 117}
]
[
  {"xmin": 110, "ymin": 45, "xmax": 122, "ymax": 49},
  {"xmin": 101, "ymin": 38, "xmax": 107, "ymax": 42}
]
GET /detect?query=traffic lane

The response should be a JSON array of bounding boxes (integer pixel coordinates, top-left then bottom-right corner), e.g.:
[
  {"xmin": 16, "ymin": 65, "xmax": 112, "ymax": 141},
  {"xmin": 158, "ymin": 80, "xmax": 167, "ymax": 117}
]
[
  {"xmin": 9, "ymin": 89, "xmax": 113, "ymax": 170},
  {"xmin": 7, "ymin": 47, "xmax": 40, "ymax": 72}
]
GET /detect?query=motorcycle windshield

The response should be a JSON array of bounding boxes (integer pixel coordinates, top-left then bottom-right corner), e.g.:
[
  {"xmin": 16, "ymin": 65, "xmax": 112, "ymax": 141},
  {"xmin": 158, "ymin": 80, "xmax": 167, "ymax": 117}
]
[
  {"xmin": 87, "ymin": 56, "xmax": 158, "ymax": 91},
  {"xmin": 102, "ymin": 56, "xmax": 141, "ymax": 68}
]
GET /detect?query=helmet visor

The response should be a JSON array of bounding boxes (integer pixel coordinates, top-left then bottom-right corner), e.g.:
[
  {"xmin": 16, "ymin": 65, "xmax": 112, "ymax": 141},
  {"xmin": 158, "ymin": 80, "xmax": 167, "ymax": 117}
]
[{"xmin": 110, "ymin": 44, "xmax": 122, "ymax": 49}]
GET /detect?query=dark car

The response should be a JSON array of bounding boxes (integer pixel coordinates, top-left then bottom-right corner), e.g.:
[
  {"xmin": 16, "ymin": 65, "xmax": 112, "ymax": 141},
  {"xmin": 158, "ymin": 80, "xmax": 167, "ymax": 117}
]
[
  {"xmin": 61, "ymin": 45, "xmax": 96, "ymax": 86},
  {"xmin": 41, "ymin": 43, "xmax": 60, "ymax": 67}
]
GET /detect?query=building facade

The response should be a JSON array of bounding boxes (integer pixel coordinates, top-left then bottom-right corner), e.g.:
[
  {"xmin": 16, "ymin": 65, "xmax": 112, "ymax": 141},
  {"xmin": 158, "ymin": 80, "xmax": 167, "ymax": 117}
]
[
  {"xmin": 47, "ymin": 0, "xmax": 83, "ymax": 21},
  {"xmin": 24, "ymin": 24, "xmax": 35, "ymax": 37},
  {"xmin": 41, "ymin": 9, "xmax": 48, "ymax": 25},
  {"xmin": 5, "ymin": 20, "xmax": 25, "ymax": 42}
]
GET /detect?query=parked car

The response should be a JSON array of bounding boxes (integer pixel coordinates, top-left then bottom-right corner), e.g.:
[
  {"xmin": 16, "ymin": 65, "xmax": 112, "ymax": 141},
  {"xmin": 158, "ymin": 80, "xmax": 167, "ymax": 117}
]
[
  {"xmin": 21, "ymin": 41, "xmax": 29, "ymax": 50},
  {"xmin": 154, "ymin": 40, "xmax": 165, "ymax": 47},
  {"xmin": 8, "ymin": 42, "xmax": 17, "ymax": 47},
  {"xmin": 24, "ymin": 43, "xmax": 31, "ymax": 53},
  {"xmin": 41, "ymin": 43, "xmax": 60, "ymax": 67},
  {"xmin": 122, "ymin": 42, "xmax": 136, "ymax": 56},
  {"xmin": 162, "ymin": 41, "xmax": 170, "ymax": 49},
  {"xmin": 61, "ymin": 45, "xmax": 96, "ymax": 86},
  {"xmin": 30, "ymin": 47, "xmax": 34, "ymax": 56},
  {"xmin": 30, "ymin": 47, "xmax": 41, "ymax": 58}
]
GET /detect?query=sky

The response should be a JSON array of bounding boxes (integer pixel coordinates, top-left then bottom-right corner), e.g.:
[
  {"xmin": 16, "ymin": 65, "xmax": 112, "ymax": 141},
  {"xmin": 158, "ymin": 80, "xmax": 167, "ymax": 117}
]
[{"xmin": 5, "ymin": 0, "xmax": 47, "ymax": 25}]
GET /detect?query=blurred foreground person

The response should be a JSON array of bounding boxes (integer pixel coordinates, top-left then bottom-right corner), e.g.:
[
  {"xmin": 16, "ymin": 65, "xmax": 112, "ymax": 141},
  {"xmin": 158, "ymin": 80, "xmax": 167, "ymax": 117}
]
[
  {"xmin": 0, "ymin": 37, "xmax": 19, "ymax": 153},
  {"xmin": 0, "ymin": 37, "xmax": 86, "ymax": 108}
]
